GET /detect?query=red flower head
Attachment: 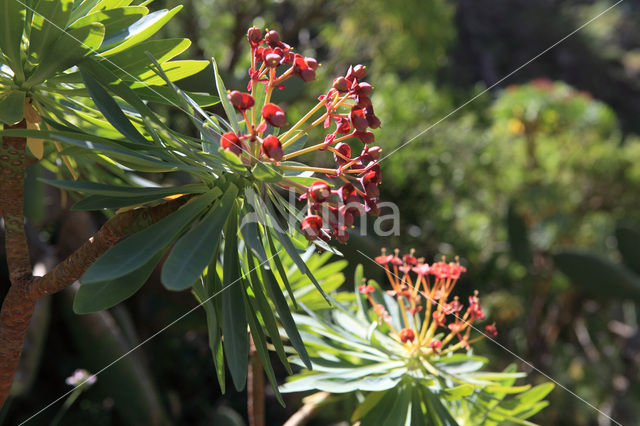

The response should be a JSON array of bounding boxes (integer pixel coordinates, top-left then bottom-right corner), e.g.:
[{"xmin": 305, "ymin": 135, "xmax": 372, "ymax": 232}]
[
  {"xmin": 335, "ymin": 227, "xmax": 349, "ymax": 243},
  {"xmin": 309, "ymin": 181, "xmax": 331, "ymax": 203},
  {"xmin": 221, "ymin": 132, "xmax": 243, "ymax": 155},
  {"xmin": 300, "ymin": 215, "xmax": 323, "ymax": 241},
  {"xmin": 349, "ymin": 108, "xmax": 369, "ymax": 133},
  {"xmin": 432, "ymin": 310, "xmax": 446, "ymax": 327},
  {"xmin": 264, "ymin": 30, "xmax": 282, "ymax": 48},
  {"xmin": 485, "ymin": 324, "xmax": 498, "ymax": 338},
  {"xmin": 412, "ymin": 263, "xmax": 430, "ymax": 276},
  {"xmin": 228, "ymin": 90, "xmax": 255, "ymax": 111},
  {"xmin": 333, "ymin": 142, "xmax": 351, "ymax": 165},
  {"xmin": 429, "ymin": 339, "xmax": 443, "ymax": 353},
  {"xmin": 293, "ymin": 55, "xmax": 316, "ymax": 82},
  {"xmin": 261, "ymin": 135, "xmax": 283, "ymax": 161},
  {"xmin": 332, "ymin": 76, "xmax": 349, "ymax": 92},
  {"xmin": 399, "ymin": 328, "xmax": 415, "ymax": 343},
  {"xmin": 408, "ymin": 306, "xmax": 423, "ymax": 315},
  {"xmin": 262, "ymin": 103, "xmax": 286, "ymax": 127}
]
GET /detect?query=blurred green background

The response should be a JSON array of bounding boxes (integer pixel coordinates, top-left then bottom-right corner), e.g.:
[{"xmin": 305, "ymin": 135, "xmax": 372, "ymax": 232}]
[{"xmin": 2, "ymin": 0, "xmax": 640, "ymax": 424}]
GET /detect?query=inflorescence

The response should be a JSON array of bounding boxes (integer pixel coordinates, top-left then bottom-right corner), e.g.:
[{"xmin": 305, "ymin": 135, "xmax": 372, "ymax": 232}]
[
  {"xmin": 360, "ymin": 249, "xmax": 498, "ymax": 358},
  {"xmin": 222, "ymin": 27, "xmax": 383, "ymax": 243}
]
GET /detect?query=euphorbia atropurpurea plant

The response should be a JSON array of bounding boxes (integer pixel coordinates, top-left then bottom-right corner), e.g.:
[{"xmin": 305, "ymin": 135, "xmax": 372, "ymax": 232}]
[
  {"xmin": 0, "ymin": 0, "xmax": 384, "ymax": 412},
  {"xmin": 282, "ymin": 250, "xmax": 554, "ymax": 425}
]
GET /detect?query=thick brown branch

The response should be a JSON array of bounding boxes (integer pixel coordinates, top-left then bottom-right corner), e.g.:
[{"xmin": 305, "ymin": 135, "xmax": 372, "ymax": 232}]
[
  {"xmin": 29, "ymin": 197, "xmax": 187, "ymax": 300},
  {"xmin": 248, "ymin": 334, "xmax": 265, "ymax": 426},
  {"xmin": 1, "ymin": 120, "xmax": 31, "ymax": 285},
  {"xmin": 0, "ymin": 197, "xmax": 187, "ymax": 408}
]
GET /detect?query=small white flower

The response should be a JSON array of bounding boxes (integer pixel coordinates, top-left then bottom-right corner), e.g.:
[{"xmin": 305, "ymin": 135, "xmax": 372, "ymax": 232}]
[{"xmin": 65, "ymin": 369, "xmax": 97, "ymax": 387}]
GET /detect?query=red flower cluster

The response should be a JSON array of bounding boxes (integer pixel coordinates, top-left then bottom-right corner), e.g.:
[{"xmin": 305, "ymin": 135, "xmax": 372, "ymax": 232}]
[
  {"xmin": 217, "ymin": 27, "xmax": 382, "ymax": 244},
  {"xmin": 358, "ymin": 249, "xmax": 497, "ymax": 355}
]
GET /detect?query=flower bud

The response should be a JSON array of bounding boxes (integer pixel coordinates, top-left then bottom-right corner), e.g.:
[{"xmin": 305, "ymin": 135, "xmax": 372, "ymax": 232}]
[
  {"xmin": 300, "ymin": 215, "xmax": 323, "ymax": 241},
  {"xmin": 353, "ymin": 64, "xmax": 366, "ymax": 79},
  {"xmin": 221, "ymin": 132, "xmax": 243, "ymax": 155},
  {"xmin": 299, "ymin": 68, "xmax": 315, "ymax": 82},
  {"xmin": 334, "ymin": 226, "xmax": 349, "ymax": 243},
  {"xmin": 355, "ymin": 82, "xmax": 373, "ymax": 96},
  {"xmin": 399, "ymin": 328, "xmax": 415, "ymax": 343},
  {"xmin": 228, "ymin": 90, "xmax": 255, "ymax": 111},
  {"xmin": 333, "ymin": 142, "xmax": 351, "ymax": 165},
  {"xmin": 262, "ymin": 103, "xmax": 286, "ymax": 127},
  {"xmin": 332, "ymin": 76, "xmax": 349, "ymax": 92},
  {"xmin": 265, "ymin": 52, "xmax": 282, "ymax": 68},
  {"xmin": 305, "ymin": 57, "xmax": 318, "ymax": 70},
  {"xmin": 309, "ymin": 181, "xmax": 331, "ymax": 202},
  {"xmin": 261, "ymin": 135, "xmax": 283, "ymax": 161},
  {"xmin": 349, "ymin": 108, "xmax": 369, "ymax": 133},
  {"xmin": 265, "ymin": 30, "xmax": 280, "ymax": 47},
  {"xmin": 247, "ymin": 27, "xmax": 262, "ymax": 46}
]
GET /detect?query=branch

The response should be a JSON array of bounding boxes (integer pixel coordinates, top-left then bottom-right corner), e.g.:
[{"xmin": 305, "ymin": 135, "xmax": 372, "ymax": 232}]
[
  {"xmin": 282, "ymin": 392, "xmax": 330, "ymax": 426},
  {"xmin": 29, "ymin": 197, "xmax": 187, "ymax": 300},
  {"xmin": 0, "ymin": 120, "xmax": 31, "ymax": 285}
]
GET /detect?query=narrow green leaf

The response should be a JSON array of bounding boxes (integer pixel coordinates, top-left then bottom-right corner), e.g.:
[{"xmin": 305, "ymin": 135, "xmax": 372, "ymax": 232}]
[
  {"xmin": 261, "ymin": 265, "xmax": 311, "ymax": 369},
  {"xmin": 162, "ymin": 184, "xmax": 238, "ymax": 291},
  {"xmin": 99, "ymin": 7, "xmax": 182, "ymax": 55},
  {"xmin": 193, "ymin": 262, "xmax": 225, "ymax": 393},
  {"xmin": 70, "ymin": 7, "xmax": 147, "ymax": 41},
  {"xmin": 81, "ymin": 67, "xmax": 149, "ymax": 145},
  {"xmin": 81, "ymin": 190, "xmax": 218, "ymax": 284},
  {"xmin": 0, "ymin": 0, "xmax": 26, "ymax": 77},
  {"xmin": 244, "ymin": 293, "xmax": 285, "ymax": 405},
  {"xmin": 252, "ymin": 161, "xmax": 283, "ymax": 183},
  {"xmin": 41, "ymin": 179, "xmax": 206, "ymax": 197},
  {"xmin": 240, "ymin": 204, "xmax": 268, "ymax": 264},
  {"xmin": 104, "ymin": 38, "xmax": 190, "ymax": 77},
  {"xmin": 129, "ymin": 60, "xmax": 208, "ymax": 87},
  {"xmin": 212, "ymin": 57, "xmax": 239, "ymax": 133},
  {"xmin": 74, "ymin": 251, "xmax": 163, "ymax": 313},
  {"xmin": 29, "ymin": 0, "xmax": 74, "ymax": 66},
  {"xmin": 221, "ymin": 202, "xmax": 249, "ymax": 391},
  {"xmin": 245, "ymin": 251, "xmax": 290, "ymax": 372},
  {"xmin": 0, "ymin": 90, "xmax": 26, "ymax": 125}
]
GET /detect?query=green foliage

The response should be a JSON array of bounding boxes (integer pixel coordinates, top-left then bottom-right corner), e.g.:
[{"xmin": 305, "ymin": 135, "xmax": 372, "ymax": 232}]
[{"xmin": 282, "ymin": 268, "xmax": 553, "ymax": 425}]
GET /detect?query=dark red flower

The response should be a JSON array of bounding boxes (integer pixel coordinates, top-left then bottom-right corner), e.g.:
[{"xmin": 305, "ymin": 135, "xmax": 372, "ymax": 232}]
[
  {"xmin": 333, "ymin": 142, "xmax": 351, "ymax": 164},
  {"xmin": 354, "ymin": 131, "xmax": 375, "ymax": 144},
  {"xmin": 261, "ymin": 135, "xmax": 283, "ymax": 161},
  {"xmin": 262, "ymin": 103, "xmax": 286, "ymax": 127},
  {"xmin": 264, "ymin": 30, "xmax": 281, "ymax": 48},
  {"xmin": 332, "ymin": 76, "xmax": 349, "ymax": 92},
  {"xmin": 399, "ymin": 328, "xmax": 415, "ymax": 343},
  {"xmin": 432, "ymin": 310, "xmax": 446, "ymax": 327},
  {"xmin": 309, "ymin": 181, "xmax": 331, "ymax": 202},
  {"xmin": 247, "ymin": 27, "xmax": 262, "ymax": 48},
  {"xmin": 334, "ymin": 226, "xmax": 349, "ymax": 243},
  {"xmin": 429, "ymin": 339, "xmax": 443, "ymax": 353},
  {"xmin": 221, "ymin": 132, "xmax": 243, "ymax": 155},
  {"xmin": 228, "ymin": 90, "xmax": 255, "ymax": 111},
  {"xmin": 349, "ymin": 108, "xmax": 369, "ymax": 133},
  {"xmin": 300, "ymin": 215, "xmax": 323, "ymax": 241}
]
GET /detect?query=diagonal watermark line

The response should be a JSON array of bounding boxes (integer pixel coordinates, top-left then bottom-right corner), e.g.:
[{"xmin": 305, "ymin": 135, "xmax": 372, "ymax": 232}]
[
  {"xmin": 19, "ymin": 250, "xmax": 283, "ymax": 425},
  {"xmin": 356, "ymin": 249, "xmax": 623, "ymax": 425},
  {"xmin": 378, "ymin": 0, "xmax": 624, "ymax": 165}
]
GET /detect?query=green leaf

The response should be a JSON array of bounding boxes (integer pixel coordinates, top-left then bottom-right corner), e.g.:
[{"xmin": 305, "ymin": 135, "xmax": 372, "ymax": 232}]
[
  {"xmin": 104, "ymin": 38, "xmax": 190, "ymax": 77},
  {"xmin": 252, "ymin": 161, "xmax": 283, "ymax": 183},
  {"xmin": 244, "ymin": 293, "xmax": 284, "ymax": 405},
  {"xmin": 193, "ymin": 264, "xmax": 226, "ymax": 393},
  {"xmin": 0, "ymin": 0, "xmax": 26, "ymax": 77},
  {"xmin": 162, "ymin": 184, "xmax": 238, "ymax": 291},
  {"xmin": 29, "ymin": 0, "xmax": 75, "ymax": 65},
  {"xmin": 507, "ymin": 202, "xmax": 533, "ymax": 267},
  {"xmin": 221, "ymin": 201, "xmax": 249, "ymax": 391},
  {"xmin": 129, "ymin": 60, "xmax": 208, "ymax": 87},
  {"xmin": 244, "ymin": 251, "xmax": 290, "ymax": 372},
  {"xmin": 261, "ymin": 263, "xmax": 312, "ymax": 369},
  {"xmin": 41, "ymin": 179, "xmax": 206, "ymax": 197},
  {"xmin": 26, "ymin": 22, "xmax": 105, "ymax": 86},
  {"xmin": 70, "ymin": 6, "xmax": 147, "ymax": 41},
  {"xmin": 354, "ymin": 264, "xmax": 369, "ymax": 321},
  {"xmin": 71, "ymin": 193, "xmax": 182, "ymax": 210},
  {"xmin": 442, "ymin": 384, "xmax": 475, "ymax": 400},
  {"xmin": 615, "ymin": 222, "xmax": 640, "ymax": 275},
  {"xmin": 553, "ymin": 249, "xmax": 640, "ymax": 300},
  {"xmin": 240, "ymin": 204, "xmax": 268, "ymax": 263},
  {"xmin": 80, "ymin": 67, "xmax": 149, "ymax": 145},
  {"xmin": 0, "ymin": 90, "xmax": 25, "ymax": 125},
  {"xmin": 74, "ymin": 251, "xmax": 163, "ymax": 313},
  {"xmin": 81, "ymin": 190, "xmax": 218, "ymax": 284},
  {"xmin": 212, "ymin": 57, "xmax": 239, "ymax": 133},
  {"xmin": 131, "ymin": 86, "xmax": 218, "ymax": 107},
  {"xmin": 99, "ymin": 6, "xmax": 182, "ymax": 55},
  {"xmin": 264, "ymin": 197, "xmax": 329, "ymax": 302}
]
